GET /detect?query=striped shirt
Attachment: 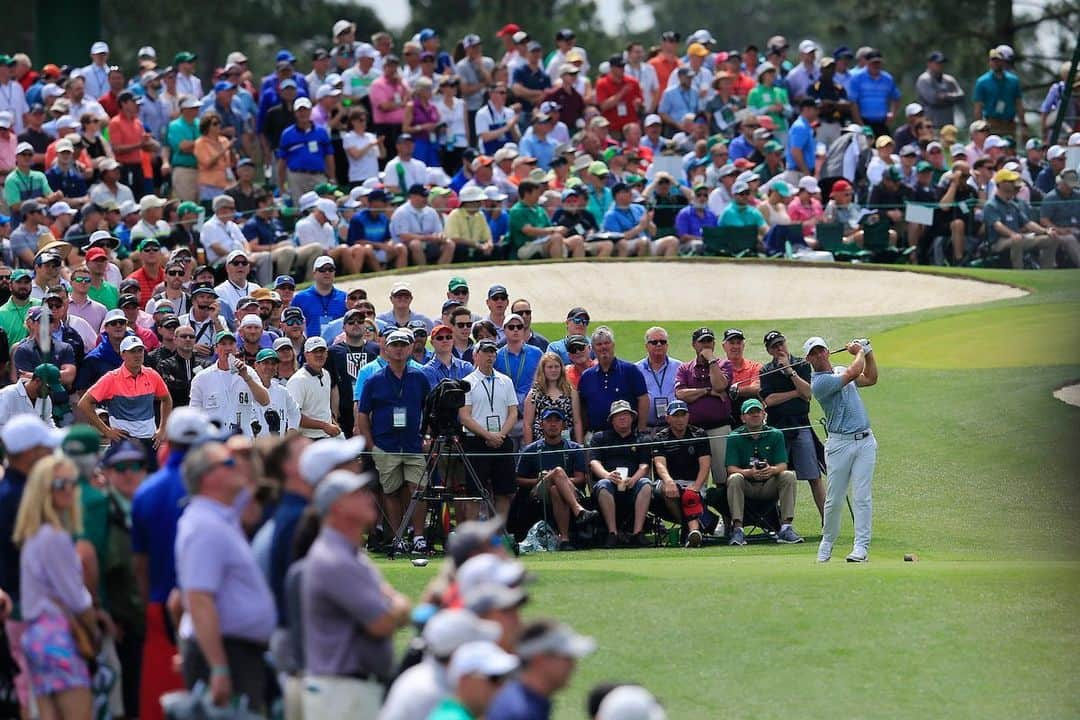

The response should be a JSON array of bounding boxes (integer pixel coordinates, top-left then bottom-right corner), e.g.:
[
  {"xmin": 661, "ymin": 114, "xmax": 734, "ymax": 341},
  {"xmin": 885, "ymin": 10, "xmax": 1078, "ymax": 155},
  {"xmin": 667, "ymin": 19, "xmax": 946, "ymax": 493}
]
[{"xmin": 88, "ymin": 364, "xmax": 169, "ymax": 438}]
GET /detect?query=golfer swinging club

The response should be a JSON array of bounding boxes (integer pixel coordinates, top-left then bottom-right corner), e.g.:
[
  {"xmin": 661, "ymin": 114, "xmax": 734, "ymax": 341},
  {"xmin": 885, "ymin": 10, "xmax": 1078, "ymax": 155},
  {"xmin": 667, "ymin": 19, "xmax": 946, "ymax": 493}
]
[{"xmin": 804, "ymin": 336, "xmax": 878, "ymax": 563}]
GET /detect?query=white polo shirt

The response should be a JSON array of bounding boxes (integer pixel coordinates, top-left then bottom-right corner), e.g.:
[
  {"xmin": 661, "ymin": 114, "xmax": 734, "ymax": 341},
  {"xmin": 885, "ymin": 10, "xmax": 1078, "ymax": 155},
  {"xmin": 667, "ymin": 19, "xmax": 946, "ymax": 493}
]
[
  {"xmin": 189, "ymin": 366, "xmax": 262, "ymax": 436},
  {"xmin": 200, "ymin": 216, "xmax": 249, "ymax": 265},
  {"xmin": 461, "ymin": 367, "xmax": 517, "ymax": 436},
  {"xmin": 286, "ymin": 365, "xmax": 333, "ymax": 438},
  {"xmin": 294, "ymin": 215, "xmax": 337, "ymax": 250},
  {"xmin": 251, "ymin": 382, "xmax": 302, "ymax": 438}
]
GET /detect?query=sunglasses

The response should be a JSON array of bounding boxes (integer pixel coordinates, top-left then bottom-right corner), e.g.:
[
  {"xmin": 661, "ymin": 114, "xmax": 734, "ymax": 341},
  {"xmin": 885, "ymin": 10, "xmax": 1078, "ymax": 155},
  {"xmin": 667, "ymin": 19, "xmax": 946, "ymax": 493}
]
[
  {"xmin": 0, "ymin": 274, "xmax": 11, "ymax": 281},
  {"xmin": 505, "ymin": 324, "xmax": 524, "ymax": 331},
  {"xmin": 490, "ymin": 294, "xmax": 508, "ymax": 301},
  {"xmin": 570, "ymin": 316, "xmax": 589, "ymax": 325},
  {"xmin": 647, "ymin": 339, "xmax": 668, "ymax": 345},
  {"xmin": 71, "ymin": 275, "xmax": 91, "ymax": 283},
  {"xmin": 514, "ymin": 309, "xmax": 532, "ymax": 315},
  {"xmin": 142, "ymin": 246, "xmax": 160, "ymax": 252},
  {"xmin": 166, "ymin": 270, "xmax": 185, "ymax": 276},
  {"xmin": 454, "ymin": 322, "xmax": 471, "ymax": 328},
  {"xmin": 345, "ymin": 318, "xmax": 363, "ymax": 325},
  {"xmin": 284, "ymin": 318, "xmax": 304, "ymax": 326},
  {"xmin": 41, "ymin": 261, "xmax": 61, "ymax": 268},
  {"xmin": 196, "ymin": 304, "xmax": 213, "ymax": 311},
  {"xmin": 51, "ymin": 478, "xmax": 78, "ymax": 491},
  {"xmin": 209, "ymin": 457, "xmax": 236, "ymax": 471},
  {"xmin": 110, "ymin": 461, "xmax": 145, "ymax": 473},
  {"xmin": 105, "ymin": 319, "xmax": 127, "ymax": 327},
  {"xmin": 569, "ymin": 345, "xmax": 588, "ymax": 353},
  {"xmin": 229, "ymin": 260, "xmax": 249, "ymax": 266},
  {"xmin": 364, "ymin": 326, "xmax": 377, "ymax": 333},
  {"xmin": 432, "ymin": 334, "xmax": 452, "ymax": 341},
  {"xmin": 176, "ymin": 333, "xmax": 196, "ymax": 340},
  {"xmin": 315, "ymin": 266, "xmax": 335, "ymax": 273}
]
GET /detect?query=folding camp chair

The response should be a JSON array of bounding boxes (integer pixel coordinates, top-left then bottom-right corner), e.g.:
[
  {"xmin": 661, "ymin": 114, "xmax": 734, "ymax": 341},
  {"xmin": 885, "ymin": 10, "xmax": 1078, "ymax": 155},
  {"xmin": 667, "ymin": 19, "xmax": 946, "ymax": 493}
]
[
  {"xmin": 814, "ymin": 222, "xmax": 869, "ymax": 262},
  {"xmin": 702, "ymin": 225, "xmax": 761, "ymax": 257},
  {"xmin": 861, "ymin": 216, "xmax": 915, "ymax": 263}
]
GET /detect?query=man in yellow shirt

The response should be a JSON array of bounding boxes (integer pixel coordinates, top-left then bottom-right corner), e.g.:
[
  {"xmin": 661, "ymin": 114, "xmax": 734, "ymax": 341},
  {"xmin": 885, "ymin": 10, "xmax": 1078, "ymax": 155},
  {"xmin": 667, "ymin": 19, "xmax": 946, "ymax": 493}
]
[{"xmin": 443, "ymin": 186, "xmax": 494, "ymax": 261}]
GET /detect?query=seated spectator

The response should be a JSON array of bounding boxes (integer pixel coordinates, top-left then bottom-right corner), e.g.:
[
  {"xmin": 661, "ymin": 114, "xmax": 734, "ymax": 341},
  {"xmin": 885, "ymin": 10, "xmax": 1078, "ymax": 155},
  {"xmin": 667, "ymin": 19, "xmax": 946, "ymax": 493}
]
[
  {"xmin": 588, "ymin": 400, "xmax": 653, "ymax": 547},
  {"xmin": 507, "ymin": 180, "xmax": 585, "ymax": 260},
  {"xmin": 1038, "ymin": 169, "xmax": 1080, "ymax": 267},
  {"xmin": 720, "ymin": 399, "xmax": 804, "ymax": 546},
  {"xmin": 602, "ymin": 182, "xmax": 678, "ymax": 257},
  {"xmin": 650, "ymin": 400, "xmax": 711, "ymax": 547},
  {"xmin": 983, "ymin": 168, "xmax": 1060, "ymax": 269},
  {"xmin": 718, "ymin": 179, "xmax": 767, "ymax": 244},
  {"xmin": 444, "ymin": 186, "xmax": 495, "ymax": 261},
  {"xmin": 551, "ymin": 187, "xmax": 613, "ymax": 257},
  {"xmin": 822, "ymin": 179, "xmax": 870, "ymax": 247},
  {"xmin": 673, "ymin": 182, "xmax": 716, "ymax": 253},
  {"xmin": 389, "ymin": 184, "xmax": 455, "ymax": 265},
  {"xmin": 347, "ymin": 189, "xmax": 408, "ymax": 269}
]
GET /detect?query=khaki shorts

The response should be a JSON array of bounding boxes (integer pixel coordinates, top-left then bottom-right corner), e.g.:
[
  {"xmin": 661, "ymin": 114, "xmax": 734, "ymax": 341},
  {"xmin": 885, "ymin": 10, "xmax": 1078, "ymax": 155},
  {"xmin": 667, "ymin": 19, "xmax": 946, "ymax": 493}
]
[
  {"xmin": 302, "ymin": 675, "xmax": 383, "ymax": 718},
  {"xmin": 372, "ymin": 446, "xmax": 425, "ymax": 494},
  {"xmin": 171, "ymin": 166, "xmax": 198, "ymax": 202}
]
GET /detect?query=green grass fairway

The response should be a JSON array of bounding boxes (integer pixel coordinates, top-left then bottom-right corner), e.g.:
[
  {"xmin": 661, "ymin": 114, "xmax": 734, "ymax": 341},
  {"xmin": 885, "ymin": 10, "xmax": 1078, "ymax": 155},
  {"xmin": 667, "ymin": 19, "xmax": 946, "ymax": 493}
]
[{"xmin": 375, "ymin": 265, "xmax": 1080, "ymax": 719}]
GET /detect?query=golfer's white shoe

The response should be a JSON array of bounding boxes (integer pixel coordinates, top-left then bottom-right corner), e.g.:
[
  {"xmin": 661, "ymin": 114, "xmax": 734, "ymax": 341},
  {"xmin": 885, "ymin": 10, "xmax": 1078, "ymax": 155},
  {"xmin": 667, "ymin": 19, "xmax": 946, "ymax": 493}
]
[
  {"xmin": 845, "ymin": 547, "xmax": 868, "ymax": 563},
  {"xmin": 816, "ymin": 541, "xmax": 832, "ymax": 562}
]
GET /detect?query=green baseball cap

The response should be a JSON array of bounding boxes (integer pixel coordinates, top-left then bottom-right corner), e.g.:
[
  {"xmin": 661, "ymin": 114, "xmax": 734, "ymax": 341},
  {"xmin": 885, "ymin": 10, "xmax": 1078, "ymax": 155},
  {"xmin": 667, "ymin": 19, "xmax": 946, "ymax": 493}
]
[
  {"xmin": 10, "ymin": 269, "xmax": 32, "ymax": 281},
  {"xmin": 884, "ymin": 165, "xmax": 903, "ymax": 182},
  {"xmin": 213, "ymin": 330, "xmax": 236, "ymax": 344},
  {"xmin": 255, "ymin": 348, "xmax": 279, "ymax": 363},
  {"xmin": 33, "ymin": 363, "xmax": 64, "ymax": 393},
  {"xmin": 741, "ymin": 398, "xmax": 765, "ymax": 414},
  {"xmin": 62, "ymin": 424, "xmax": 102, "ymax": 457},
  {"xmin": 916, "ymin": 160, "xmax": 933, "ymax": 173},
  {"xmin": 448, "ymin": 276, "xmax": 469, "ymax": 292},
  {"xmin": 177, "ymin": 201, "xmax": 201, "ymax": 216},
  {"xmin": 137, "ymin": 238, "xmax": 161, "ymax": 252},
  {"xmin": 764, "ymin": 139, "xmax": 784, "ymax": 154},
  {"xmin": 587, "ymin": 160, "xmax": 610, "ymax": 176},
  {"xmin": 0, "ymin": 55, "xmax": 14, "ymax": 67},
  {"xmin": 174, "ymin": 51, "xmax": 197, "ymax": 64},
  {"xmin": 314, "ymin": 182, "xmax": 342, "ymax": 197}
]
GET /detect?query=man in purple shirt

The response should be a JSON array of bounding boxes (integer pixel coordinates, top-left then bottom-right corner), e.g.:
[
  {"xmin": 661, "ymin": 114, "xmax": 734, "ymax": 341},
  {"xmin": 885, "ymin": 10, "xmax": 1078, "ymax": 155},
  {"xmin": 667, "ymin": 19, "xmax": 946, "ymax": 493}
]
[
  {"xmin": 175, "ymin": 441, "xmax": 276, "ymax": 712},
  {"xmin": 674, "ymin": 183, "xmax": 717, "ymax": 252},
  {"xmin": 674, "ymin": 326, "xmax": 734, "ymax": 484}
]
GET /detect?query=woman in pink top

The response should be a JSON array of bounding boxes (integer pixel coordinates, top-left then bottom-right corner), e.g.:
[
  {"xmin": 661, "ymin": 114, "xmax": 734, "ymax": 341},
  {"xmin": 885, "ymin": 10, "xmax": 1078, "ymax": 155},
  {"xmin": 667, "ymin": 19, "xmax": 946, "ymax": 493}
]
[
  {"xmin": 403, "ymin": 77, "xmax": 443, "ymax": 167},
  {"xmin": 787, "ymin": 177, "xmax": 825, "ymax": 237},
  {"xmin": 368, "ymin": 56, "xmax": 409, "ymax": 153},
  {"xmin": 193, "ymin": 111, "xmax": 234, "ymax": 201}
]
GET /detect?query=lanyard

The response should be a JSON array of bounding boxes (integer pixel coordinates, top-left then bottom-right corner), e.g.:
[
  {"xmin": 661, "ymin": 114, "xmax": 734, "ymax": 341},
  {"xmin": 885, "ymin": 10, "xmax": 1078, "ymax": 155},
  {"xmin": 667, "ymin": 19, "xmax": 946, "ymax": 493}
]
[
  {"xmin": 645, "ymin": 360, "xmax": 669, "ymax": 394},
  {"xmin": 317, "ymin": 290, "xmax": 335, "ymax": 317},
  {"xmin": 479, "ymin": 372, "xmax": 497, "ymax": 414},
  {"xmin": 501, "ymin": 349, "xmax": 528, "ymax": 386}
]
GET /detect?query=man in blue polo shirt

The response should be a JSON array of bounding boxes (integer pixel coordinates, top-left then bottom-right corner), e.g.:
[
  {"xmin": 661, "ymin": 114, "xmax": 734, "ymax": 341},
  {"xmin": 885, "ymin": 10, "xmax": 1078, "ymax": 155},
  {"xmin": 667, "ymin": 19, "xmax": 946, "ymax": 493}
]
[
  {"xmin": 130, "ymin": 407, "xmax": 209, "ymax": 717},
  {"xmin": 290, "ymin": 254, "xmax": 346, "ymax": 338},
  {"xmin": 577, "ymin": 326, "xmax": 648, "ymax": 435},
  {"xmin": 785, "ymin": 98, "xmax": 819, "ymax": 178},
  {"xmin": 846, "ymin": 49, "xmax": 900, "ymax": 137},
  {"xmin": 494, "ymin": 312, "xmax": 542, "ymax": 411},
  {"xmin": 355, "ymin": 328, "xmax": 433, "ymax": 553},
  {"xmin": 276, "ymin": 97, "xmax": 334, "ymax": 204}
]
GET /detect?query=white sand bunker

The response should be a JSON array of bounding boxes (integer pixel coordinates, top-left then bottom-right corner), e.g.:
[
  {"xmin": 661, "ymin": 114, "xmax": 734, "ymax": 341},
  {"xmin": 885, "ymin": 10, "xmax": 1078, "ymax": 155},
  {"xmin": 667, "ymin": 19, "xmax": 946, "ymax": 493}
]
[
  {"xmin": 1053, "ymin": 383, "xmax": 1080, "ymax": 408},
  {"xmin": 342, "ymin": 261, "xmax": 1024, "ymax": 321}
]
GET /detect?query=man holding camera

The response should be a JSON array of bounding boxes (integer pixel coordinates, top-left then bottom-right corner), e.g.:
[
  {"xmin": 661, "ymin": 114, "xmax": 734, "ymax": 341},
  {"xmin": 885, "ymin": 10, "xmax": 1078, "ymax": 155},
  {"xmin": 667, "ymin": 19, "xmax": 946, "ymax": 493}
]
[
  {"xmin": 806, "ymin": 337, "xmax": 877, "ymax": 563},
  {"xmin": 459, "ymin": 339, "xmax": 519, "ymax": 519}
]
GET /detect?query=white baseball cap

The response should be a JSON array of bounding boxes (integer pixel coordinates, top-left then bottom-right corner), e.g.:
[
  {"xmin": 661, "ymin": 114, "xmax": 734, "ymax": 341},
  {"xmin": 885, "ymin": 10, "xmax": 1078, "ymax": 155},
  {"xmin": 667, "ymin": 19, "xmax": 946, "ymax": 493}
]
[
  {"xmin": 798, "ymin": 39, "xmax": 817, "ymax": 54},
  {"xmin": 138, "ymin": 46, "xmax": 157, "ymax": 59},
  {"xmin": 0, "ymin": 111, "xmax": 12, "ymax": 129},
  {"xmin": 166, "ymin": 406, "xmax": 210, "ymax": 444},
  {"xmin": 423, "ymin": 610, "xmax": 502, "ymax": 658},
  {"xmin": 447, "ymin": 641, "xmax": 519, "ymax": 684},
  {"xmin": 293, "ymin": 97, "xmax": 313, "ymax": 111},
  {"xmin": 803, "ymin": 336, "xmax": 828, "ymax": 356},
  {"xmin": 644, "ymin": 113, "xmax": 662, "ymax": 127},
  {"xmin": 239, "ymin": 315, "xmax": 263, "ymax": 329},
  {"xmin": 797, "ymin": 176, "xmax": 821, "ymax": 194},
  {"xmin": 904, "ymin": 102, "xmax": 923, "ymax": 117},
  {"xmin": 103, "ymin": 308, "xmax": 127, "ymax": 325},
  {"xmin": 120, "ymin": 335, "xmax": 145, "ymax": 353},
  {"xmin": 1047, "ymin": 145, "xmax": 1067, "ymax": 161},
  {"xmin": 456, "ymin": 554, "xmax": 528, "ymax": 592},
  {"xmin": 1, "ymin": 415, "xmax": 64, "ymax": 455},
  {"xmin": 1068, "ymin": 132, "xmax": 1080, "ymax": 147},
  {"xmin": 984, "ymin": 134, "xmax": 1008, "ymax": 150},
  {"xmin": 316, "ymin": 84, "xmax": 341, "ymax": 100},
  {"xmin": 299, "ymin": 191, "xmax": 319, "ymax": 212},
  {"xmin": 90, "ymin": 41, "xmax": 110, "ymax": 55},
  {"xmin": 299, "ymin": 435, "xmax": 367, "ymax": 485},
  {"xmin": 313, "ymin": 469, "xmax": 374, "ymax": 515},
  {"xmin": 333, "ymin": 19, "xmax": 354, "ymax": 36},
  {"xmin": 356, "ymin": 43, "xmax": 377, "ymax": 60},
  {"xmin": 516, "ymin": 621, "xmax": 597, "ymax": 659},
  {"xmin": 390, "ymin": 281, "xmax": 412, "ymax": 296},
  {"xmin": 312, "ymin": 255, "xmax": 335, "ymax": 271},
  {"xmin": 459, "ymin": 186, "xmax": 486, "ymax": 203},
  {"xmin": 597, "ymin": 685, "xmax": 667, "ymax": 720},
  {"xmin": 225, "ymin": 249, "xmax": 249, "ymax": 264},
  {"xmin": 48, "ymin": 201, "xmax": 77, "ymax": 217},
  {"xmin": 304, "ymin": 335, "xmax": 328, "ymax": 353},
  {"xmin": 314, "ymin": 198, "xmax": 338, "ymax": 221},
  {"xmin": 180, "ymin": 96, "xmax": 202, "ymax": 110}
]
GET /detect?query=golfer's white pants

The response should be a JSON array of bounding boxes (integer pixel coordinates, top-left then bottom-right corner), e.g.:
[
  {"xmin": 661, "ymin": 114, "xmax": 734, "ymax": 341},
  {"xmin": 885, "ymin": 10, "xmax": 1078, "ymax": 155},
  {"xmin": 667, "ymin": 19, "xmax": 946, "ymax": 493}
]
[{"xmin": 822, "ymin": 431, "xmax": 877, "ymax": 551}]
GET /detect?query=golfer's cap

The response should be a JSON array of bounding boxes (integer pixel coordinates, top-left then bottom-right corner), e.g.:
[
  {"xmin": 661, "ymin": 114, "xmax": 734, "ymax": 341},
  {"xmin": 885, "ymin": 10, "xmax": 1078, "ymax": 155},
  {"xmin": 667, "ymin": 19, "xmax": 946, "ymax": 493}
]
[
  {"xmin": 463, "ymin": 583, "xmax": 528, "ymax": 614},
  {"xmin": 390, "ymin": 281, "xmax": 412, "ymax": 296},
  {"xmin": 993, "ymin": 168, "xmax": 1020, "ymax": 184},
  {"xmin": 102, "ymin": 439, "xmax": 147, "ymax": 467},
  {"xmin": 1, "ymin": 415, "xmax": 64, "ymax": 456},
  {"xmin": 803, "ymin": 336, "xmax": 828, "ymax": 356},
  {"xmin": 447, "ymin": 641, "xmax": 519, "ymax": 684},
  {"xmin": 386, "ymin": 329, "xmax": 413, "ymax": 346},
  {"xmin": 303, "ymin": 336, "xmax": 327, "ymax": 353},
  {"xmin": 607, "ymin": 399, "xmax": 637, "ymax": 419},
  {"xmin": 164, "ymin": 406, "xmax": 209, "ymax": 445},
  {"xmin": 517, "ymin": 620, "xmax": 596, "ymax": 660},
  {"xmin": 299, "ymin": 435, "xmax": 366, "ymax": 485},
  {"xmin": 456, "ymin": 554, "xmax": 529, "ymax": 592},
  {"xmin": 540, "ymin": 407, "xmax": 567, "ymax": 422},
  {"xmin": 447, "ymin": 515, "xmax": 505, "ymax": 565},
  {"xmin": 666, "ymin": 400, "xmax": 689, "ymax": 415},
  {"xmin": 314, "ymin": 469, "xmax": 374, "ymax": 516},
  {"xmin": 119, "ymin": 335, "xmax": 145, "ymax": 353},
  {"xmin": 487, "ymin": 284, "xmax": 508, "ymax": 299},
  {"xmin": 213, "ymin": 329, "xmax": 236, "ymax": 344},
  {"xmin": 33, "ymin": 363, "xmax": 65, "ymax": 393},
  {"xmin": 691, "ymin": 326, "xmax": 715, "ymax": 342},
  {"xmin": 475, "ymin": 339, "xmax": 498, "ymax": 353},
  {"xmin": 741, "ymin": 398, "xmax": 765, "ymax": 414},
  {"xmin": 596, "ymin": 685, "xmax": 667, "ymax": 720},
  {"xmin": 239, "ymin": 315, "xmax": 263, "ymax": 329}
]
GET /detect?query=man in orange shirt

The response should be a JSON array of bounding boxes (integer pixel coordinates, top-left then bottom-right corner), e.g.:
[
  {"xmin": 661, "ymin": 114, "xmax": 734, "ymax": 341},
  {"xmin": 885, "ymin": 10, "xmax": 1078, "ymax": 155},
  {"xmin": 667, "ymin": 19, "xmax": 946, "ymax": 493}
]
[
  {"xmin": 128, "ymin": 237, "xmax": 166, "ymax": 307},
  {"xmin": 721, "ymin": 328, "xmax": 762, "ymax": 427},
  {"xmin": 595, "ymin": 56, "xmax": 643, "ymax": 138},
  {"xmin": 108, "ymin": 90, "xmax": 158, "ymax": 199},
  {"xmin": 649, "ymin": 31, "xmax": 683, "ymax": 92}
]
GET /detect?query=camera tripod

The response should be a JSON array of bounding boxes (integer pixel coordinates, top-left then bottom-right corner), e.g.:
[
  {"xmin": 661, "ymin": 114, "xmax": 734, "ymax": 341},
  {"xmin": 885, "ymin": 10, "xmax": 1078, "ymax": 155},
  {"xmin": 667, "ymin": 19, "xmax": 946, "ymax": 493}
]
[{"xmin": 389, "ymin": 430, "xmax": 498, "ymax": 558}]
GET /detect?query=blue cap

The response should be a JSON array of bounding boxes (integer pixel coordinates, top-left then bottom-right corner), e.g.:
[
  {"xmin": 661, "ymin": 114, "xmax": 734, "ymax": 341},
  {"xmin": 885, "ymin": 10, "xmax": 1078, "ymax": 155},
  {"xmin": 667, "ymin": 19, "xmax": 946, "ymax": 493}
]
[
  {"xmin": 407, "ymin": 319, "xmax": 428, "ymax": 336},
  {"xmin": 487, "ymin": 284, "xmax": 508, "ymax": 299},
  {"xmin": 0, "ymin": 214, "xmax": 10, "ymax": 225},
  {"xmin": 541, "ymin": 407, "xmax": 567, "ymax": 421},
  {"xmin": 666, "ymin": 400, "xmax": 689, "ymax": 415},
  {"xmin": 213, "ymin": 81, "xmax": 235, "ymax": 93},
  {"xmin": 442, "ymin": 299, "xmax": 462, "ymax": 313},
  {"xmin": 419, "ymin": 28, "xmax": 437, "ymax": 42},
  {"xmin": 274, "ymin": 274, "xmax": 296, "ymax": 288},
  {"xmin": 102, "ymin": 439, "xmax": 146, "ymax": 466},
  {"xmin": 275, "ymin": 49, "xmax": 296, "ymax": 63},
  {"xmin": 833, "ymin": 45, "xmax": 854, "ymax": 59}
]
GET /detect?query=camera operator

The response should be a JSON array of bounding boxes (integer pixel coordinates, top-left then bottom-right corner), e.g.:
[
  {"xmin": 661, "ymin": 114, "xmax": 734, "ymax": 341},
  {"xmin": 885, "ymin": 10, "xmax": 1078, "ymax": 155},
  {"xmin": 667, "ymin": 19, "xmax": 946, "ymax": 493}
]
[{"xmin": 459, "ymin": 339, "xmax": 519, "ymax": 520}]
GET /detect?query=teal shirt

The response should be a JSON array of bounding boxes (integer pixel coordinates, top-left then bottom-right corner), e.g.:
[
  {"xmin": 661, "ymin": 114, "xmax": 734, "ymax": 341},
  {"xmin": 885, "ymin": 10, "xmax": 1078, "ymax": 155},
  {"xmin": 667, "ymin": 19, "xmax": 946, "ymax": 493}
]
[
  {"xmin": 973, "ymin": 71, "xmax": 1021, "ymax": 120},
  {"xmin": 427, "ymin": 697, "xmax": 476, "ymax": 720},
  {"xmin": 3, "ymin": 169, "xmax": 52, "ymax": 208},
  {"xmin": 166, "ymin": 116, "xmax": 199, "ymax": 168},
  {"xmin": 585, "ymin": 184, "xmax": 613, "ymax": 226},
  {"xmin": 719, "ymin": 203, "xmax": 766, "ymax": 228}
]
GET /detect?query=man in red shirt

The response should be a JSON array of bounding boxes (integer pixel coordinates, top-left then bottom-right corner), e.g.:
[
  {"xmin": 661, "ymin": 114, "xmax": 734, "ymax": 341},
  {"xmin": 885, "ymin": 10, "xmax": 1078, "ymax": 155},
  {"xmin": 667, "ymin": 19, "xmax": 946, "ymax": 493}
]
[
  {"xmin": 649, "ymin": 31, "xmax": 682, "ymax": 92},
  {"xmin": 128, "ymin": 237, "xmax": 166, "ymax": 307},
  {"xmin": 108, "ymin": 90, "xmax": 157, "ymax": 197},
  {"xmin": 595, "ymin": 55, "xmax": 643, "ymax": 138}
]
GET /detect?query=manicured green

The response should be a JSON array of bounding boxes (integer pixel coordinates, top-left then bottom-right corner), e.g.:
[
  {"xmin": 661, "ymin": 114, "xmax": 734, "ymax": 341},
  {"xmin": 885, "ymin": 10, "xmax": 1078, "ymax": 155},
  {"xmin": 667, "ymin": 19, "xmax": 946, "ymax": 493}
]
[{"xmin": 373, "ymin": 264, "xmax": 1080, "ymax": 719}]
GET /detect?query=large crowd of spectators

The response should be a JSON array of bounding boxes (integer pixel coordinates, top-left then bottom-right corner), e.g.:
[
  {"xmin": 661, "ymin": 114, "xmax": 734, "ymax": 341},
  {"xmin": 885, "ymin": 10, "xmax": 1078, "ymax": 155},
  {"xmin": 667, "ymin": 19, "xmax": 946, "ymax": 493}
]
[{"xmin": 0, "ymin": 17, "xmax": 1077, "ymax": 720}]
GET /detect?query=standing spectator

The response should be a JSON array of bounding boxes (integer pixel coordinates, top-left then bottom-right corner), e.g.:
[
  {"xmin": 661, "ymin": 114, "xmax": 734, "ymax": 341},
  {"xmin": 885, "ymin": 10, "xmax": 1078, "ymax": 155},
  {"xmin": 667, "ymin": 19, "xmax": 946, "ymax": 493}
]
[
  {"xmin": 403, "ymin": 77, "xmax": 442, "ymax": 167},
  {"xmin": 0, "ymin": 56, "xmax": 30, "ymax": 134},
  {"xmin": 369, "ymin": 55, "xmax": 410, "ymax": 156},
  {"xmin": 301, "ymin": 469, "xmax": 411, "ymax": 716},
  {"xmin": 808, "ymin": 58, "xmax": 851, "ymax": 148},
  {"xmin": 577, "ymin": 326, "xmax": 648, "ymax": 435},
  {"xmin": 456, "ymin": 35, "xmax": 495, "ymax": 138},
  {"xmin": 649, "ymin": 31, "xmax": 683, "ymax": 92},
  {"xmin": 189, "ymin": 330, "xmax": 271, "ymax": 435},
  {"xmin": 721, "ymin": 327, "xmax": 761, "ymax": 427},
  {"xmin": 915, "ymin": 51, "xmax": 964, "ymax": 130},
  {"xmin": 674, "ymin": 327, "xmax": 734, "ymax": 484},
  {"xmin": 176, "ymin": 441, "xmax": 276, "ymax": 711},
  {"xmin": 460, "ymin": 339, "xmax": 519, "ymax": 518},
  {"xmin": 495, "ymin": 313, "xmax": 543, "ymax": 421},
  {"xmin": 355, "ymin": 329, "xmax": 432, "ymax": 552},
  {"xmin": 625, "ymin": 42, "xmax": 660, "ymax": 115},
  {"xmin": 785, "ymin": 40, "xmax": 820, "ymax": 104},
  {"xmin": 288, "ymin": 336, "xmax": 341, "ymax": 439},
  {"xmin": 595, "ymin": 55, "xmax": 643, "ymax": 138},
  {"xmin": 163, "ymin": 97, "xmax": 202, "ymax": 203},
  {"xmin": 846, "ymin": 50, "xmax": 900, "ymax": 138},
  {"xmin": 474, "ymin": 83, "xmax": 519, "ymax": 156},
  {"xmin": 636, "ymin": 326, "xmax": 682, "ymax": 431},
  {"xmin": 78, "ymin": 335, "xmax": 172, "ymax": 458},
  {"xmin": 973, "ymin": 47, "xmax": 1025, "ymax": 141},
  {"xmin": 109, "ymin": 90, "xmax": 155, "ymax": 197},
  {"xmin": 427, "ymin": 641, "xmax": 519, "ymax": 720},
  {"xmin": 14, "ymin": 453, "xmax": 97, "ymax": 720},
  {"xmin": 173, "ymin": 51, "xmax": 203, "ymax": 99},
  {"xmin": 342, "ymin": 108, "xmax": 381, "ymax": 186},
  {"xmin": 276, "ymin": 98, "xmax": 334, "ymax": 205},
  {"xmin": 0, "ymin": 363, "xmax": 58, "ymax": 428},
  {"xmin": 292, "ymin": 254, "xmax": 346, "ymax": 338},
  {"xmin": 747, "ymin": 65, "xmax": 790, "ymax": 141}
]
